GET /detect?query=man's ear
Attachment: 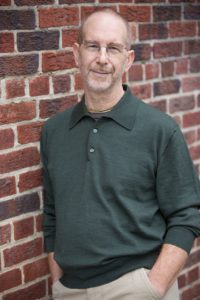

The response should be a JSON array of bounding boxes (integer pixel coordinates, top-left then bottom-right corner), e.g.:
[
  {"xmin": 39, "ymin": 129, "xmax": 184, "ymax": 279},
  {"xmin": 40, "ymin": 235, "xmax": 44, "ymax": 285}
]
[
  {"xmin": 125, "ymin": 50, "xmax": 135, "ymax": 72},
  {"xmin": 73, "ymin": 43, "xmax": 80, "ymax": 67}
]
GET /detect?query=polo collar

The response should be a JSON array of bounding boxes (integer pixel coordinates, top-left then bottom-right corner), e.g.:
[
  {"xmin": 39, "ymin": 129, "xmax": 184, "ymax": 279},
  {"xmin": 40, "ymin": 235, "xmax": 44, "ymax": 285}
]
[{"xmin": 69, "ymin": 85, "xmax": 140, "ymax": 130}]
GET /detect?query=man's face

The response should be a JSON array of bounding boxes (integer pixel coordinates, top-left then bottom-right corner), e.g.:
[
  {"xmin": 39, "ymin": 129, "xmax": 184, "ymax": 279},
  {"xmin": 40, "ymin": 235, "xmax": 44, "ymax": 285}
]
[{"xmin": 73, "ymin": 13, "xmax": 134, "ymax": 94}]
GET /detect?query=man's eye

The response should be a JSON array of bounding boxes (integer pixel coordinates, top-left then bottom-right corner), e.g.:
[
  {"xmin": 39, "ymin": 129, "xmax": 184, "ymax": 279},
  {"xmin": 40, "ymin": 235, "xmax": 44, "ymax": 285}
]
[
  {"xmin": 87, "ymin": 44, "xmax": 99, "ymax": 50},
  {"xmin": 108, "ymin": 46, "xmax": 121, "ymax": 53}
]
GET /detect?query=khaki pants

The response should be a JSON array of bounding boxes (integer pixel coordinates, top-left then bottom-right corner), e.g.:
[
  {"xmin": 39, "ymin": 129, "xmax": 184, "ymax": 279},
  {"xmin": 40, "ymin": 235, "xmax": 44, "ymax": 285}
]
[{"xmin": 52, "ymin": 268, "xmax": 179, "ymax": 300}]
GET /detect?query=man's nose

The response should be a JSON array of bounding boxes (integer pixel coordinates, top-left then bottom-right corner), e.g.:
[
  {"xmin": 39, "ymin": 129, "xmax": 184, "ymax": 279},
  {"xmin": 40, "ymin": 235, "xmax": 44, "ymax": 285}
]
[{"xmin": 96, "ymin": 47, "xmax": 109, "ymax": 64}]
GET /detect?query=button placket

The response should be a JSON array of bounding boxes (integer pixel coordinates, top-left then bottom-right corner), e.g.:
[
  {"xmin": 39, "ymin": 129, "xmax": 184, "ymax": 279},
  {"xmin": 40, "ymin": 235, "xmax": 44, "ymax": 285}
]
[{"xmin": 88, "ymin": 126, "xmax": 99, "ymax": 158}]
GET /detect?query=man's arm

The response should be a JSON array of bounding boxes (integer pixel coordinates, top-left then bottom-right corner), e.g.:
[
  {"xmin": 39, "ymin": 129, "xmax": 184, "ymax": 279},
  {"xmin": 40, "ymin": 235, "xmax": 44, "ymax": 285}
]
[
  {"xmin": 149, "ymin": 243, "xmax": 188, "ymax": 297},
  {"xmin": 48, "ymin": 252, "xmax": 63, "ymax": 283}
]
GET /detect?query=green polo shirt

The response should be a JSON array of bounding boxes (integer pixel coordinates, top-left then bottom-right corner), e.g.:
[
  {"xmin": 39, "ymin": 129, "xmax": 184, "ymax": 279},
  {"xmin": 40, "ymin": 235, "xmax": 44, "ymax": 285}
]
[{"xmin": 41, "ymin": 85, "xmax": 200, "ymax": 289}]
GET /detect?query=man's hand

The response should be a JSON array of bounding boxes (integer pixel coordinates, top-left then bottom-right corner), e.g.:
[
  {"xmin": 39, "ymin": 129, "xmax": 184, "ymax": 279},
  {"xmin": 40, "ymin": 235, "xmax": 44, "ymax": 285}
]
[
  {"xmin": 48, "ymin": 252, "xmax": 63, "ymax": 283},
  {"xmin": 148, "ymin": 243, "xmax": 188, "ymax": 297}
]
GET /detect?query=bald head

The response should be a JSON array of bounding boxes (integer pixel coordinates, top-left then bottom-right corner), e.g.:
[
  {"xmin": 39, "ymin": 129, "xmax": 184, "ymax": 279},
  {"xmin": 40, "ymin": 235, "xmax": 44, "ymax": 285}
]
[{"xmin": 78, "ymin": 9, "xmax": 132, "ymax": 49}]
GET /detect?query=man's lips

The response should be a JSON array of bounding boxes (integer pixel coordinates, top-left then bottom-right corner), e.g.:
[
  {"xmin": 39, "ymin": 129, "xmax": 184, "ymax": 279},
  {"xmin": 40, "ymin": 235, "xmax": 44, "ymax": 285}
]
[{"xmin": 91, "ymin": 70, "xmax": 111, "ymax": 75}]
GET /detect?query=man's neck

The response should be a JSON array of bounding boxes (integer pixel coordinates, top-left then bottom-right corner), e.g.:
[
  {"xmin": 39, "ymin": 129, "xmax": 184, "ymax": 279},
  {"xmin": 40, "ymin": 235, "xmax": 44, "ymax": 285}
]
[{"xmin": 84, "ymin": 85, "xmax": 124, "ymax": 113}]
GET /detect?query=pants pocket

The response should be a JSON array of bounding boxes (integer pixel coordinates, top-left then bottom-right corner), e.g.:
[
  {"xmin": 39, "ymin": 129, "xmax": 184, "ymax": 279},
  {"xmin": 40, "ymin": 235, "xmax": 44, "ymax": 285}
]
[{"xmin": 131, "ymin": 268, "xmax": 162, "ymax": 300}]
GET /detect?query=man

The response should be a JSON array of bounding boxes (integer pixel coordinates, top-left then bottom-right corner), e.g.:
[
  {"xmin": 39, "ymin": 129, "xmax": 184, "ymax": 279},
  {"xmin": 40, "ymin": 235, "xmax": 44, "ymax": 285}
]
[{"xmin": 41, "ymin": 9, "xmax": 200, "ymax": 300}]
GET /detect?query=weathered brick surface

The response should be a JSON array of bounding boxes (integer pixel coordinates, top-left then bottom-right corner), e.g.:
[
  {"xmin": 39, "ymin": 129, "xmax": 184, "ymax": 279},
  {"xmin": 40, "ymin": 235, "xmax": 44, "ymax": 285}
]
[
  {"xmin": 190, "ymin": 56, "xmax": 200, "ymax": 73},
  {"xmin": 120, "ymin": 5, "xmax": 151, "ymax": 22},
  {"xmin": 169, "ymin": 22, "xmax": 196, "ymax": 38},
  {"xmin": 14, "ymin": 217, "xmax": 34, "ymax": 240},
  {"xmin": 52, "ymin": 74, "xmax": 71, "ymax": 94},
  {"xmin": 6, "ymin": 79, "xmax": 25, "ymax": 99},
  {"xmin": 30, "ymin": 76, "xmax": 49, "ymax": 96},
  {"xmin": 169, "ymin": 95, "xmax": 195, "ymax": 113},
  {"xmin": 18, "ymin": 168, "xmax": 42, "ymax": 192},
  {"xmin": 131, "ymin": 83, "xmax": 152, "ymax": 100},
  {"xmin": 0, "ymin": 193, "xmax": 40, "ymax": 221},
  {"xmin": 184, "ymin": 5, "xmax": 200, "ymax": 20},
  {"xmin": 0, "ymin": 128, "xmax": 14, "ymax": 150},
  {"xmin": 153, "ymin": 42, "xmax": 182, "ymax": 58},
  {"xmin": 153, "ymin": 6, "xmax": 181, "ymax": 22},
  {"xmin": 128, "ymin": 64, "xmax": 143, "ymax": 82},
  {"xmin": 42, "ymin": 51, "xmax": 75, "ymax": 72},
  {"xmin": 0, "ymin": 0, "xmax": 11, "ymax": 5},
  {"xmin": 39, "ymin": 95, "xmax": 78, "ymax": 118},
  {"xmin": 39, "ymin": 7, "xmax": 79, "ymax": 28},
  {"xmin": 133, "ymin": 43, "xmax": 151, "ymax": 61},
  {"xmin": 0, "ymin": 147, "xmax": 40, "ymax": 174},
  {"xmin": 62, "ymin": 29, "xmax": 79, "ymax": 48},
  {"xmin": 0, "ymin": 54, "xmax": 38, "ymax": 77},
  {"xmin": 182, "ymin": 76, "xmax": 200, "ymax": 92},
  {"xmin": 161, "ymin": 61, "xmax": 174, "ymax": 78},
  {"xmin": 0, "ymin": 10, "xmax": 35, "ymax": 30},
  {"xmin": 17, "ymin": 31, "xmax": 59, "ymax": 52},
  {"xmin": 145, "ymin": 63, "xmax": 159, "ymax": 80},
  {"xmin": 184, "ymin": 40, "xmax": 200, "ymax": 55},
  {"xmin": 0, "ymin": 102, "xmax": 36, "ymax": 125},
  {"xmin": 0, "ymin": 269, "xmax": 22, "ymax": 293},
  {"xmin": 15, "ymin": 0, "xmax": 53, "ymax": 4},
  {"xmin": 154, "ymin": 80, "xmax": 180, "ymax": 96},
  {"xmin": 139, "ymin": 24, "xmax": 168, "ymax": 40},
  {"xmin": 17, "ymin": 121, "xmax": 43, "ymax": 144},
  {"xmin": 0, "ymin": 177, "xmax": 16, "ymax": 198},
  {"xmin": 24, "ymin": 257, "xmax": 49, "ymax": 282},
  {"xmin": 4, "ymin": 237, "xmax": 43, "ymax": 267},
  {"xmin": 3, "ymin": 280, "xmax": 46, "ymax": 300},
  {"xmin": 0, "ymin": 33, "xmax": 14, "ymax": 53},
  {"xmin": 0, "ymin": 224, "xmax": 11, "ymax": 246}
]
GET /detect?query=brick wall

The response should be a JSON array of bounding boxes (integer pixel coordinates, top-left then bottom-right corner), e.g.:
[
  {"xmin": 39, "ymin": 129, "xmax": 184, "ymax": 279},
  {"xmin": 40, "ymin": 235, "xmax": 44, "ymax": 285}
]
[{"xmin": 0, "ymin": 1, "xmax": 199, "ymax": 299}]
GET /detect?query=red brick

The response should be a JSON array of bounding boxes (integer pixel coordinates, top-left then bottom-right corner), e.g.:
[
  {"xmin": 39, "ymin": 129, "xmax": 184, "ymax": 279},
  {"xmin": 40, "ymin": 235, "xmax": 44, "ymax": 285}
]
[
  {"xmin": 149, "ymin": 100, "xmax": 167, "ymax": 113},
  {"xmin": 145, "ymin": 63, "xmax": 159, "ymax": 80},
  {"xmin": 36, "ymin": 214, "xmax": 43, "ymax": 232},
  {"xmin": 0, "ymin": 269, "xmax": 22, "ymax": 293},
  {"xmin": 183, "ymin": 111, "xmax": 200, "ymax": 127},
  {"xmin": 0, "ymin": 10, "xmax": 35, "ymax": 30},
  {"xmin": 190, "ymin": 56, "xmax": 200, "ymax": 73},
  {"xmin": 133, "ymin": 43, "xmax": 151, "ymax": 61},
  {"xmin": 39, "ymin": 7, "xmax": 78, "ymax": 28},
  {"xmin": 15, "ymin": 0, "xmax": 53, "ymax": 5},
  {"xmin": 4, "ymin": 237, "xmax": 43, "ymax": 267},
  {"xmin": 161, "ymin": 61, "xmax": 174, "ymax": 77},
  {"xmin": 169, "ymin": 21, "xmax": 196, "ymax": 38},
  {"xmin": 98, "ymin": 0, "xmax": 131, "ymax": 2},
  {"xmin": 40, "ymin": 95, "xmax": 78, "ymax": 118},
  {"xmin": 188, "ymin": 267, "xmax": 199, "ymax": 284},
  {"xmin": 53, "ymin": 74, "xmax": 71, "ymax": 94},
  {"xmin": 0, "ymin": 177, "xmax": 16, "ymax": 198},
  {"xmin": 135, "ymin": 0, "xmax": 165, "ymax": 2},
  {"xmin": 198, "ymin": 94, "xmax": 200, "ymax": 107},
  {"xmin": 24, "ymin": 257, "xmax": 49, "ymax": 282},
  {"xmin": 178, "ymin": 273, "xmax": 186, "ymax": 289},
  {"xmin": 30, "ymin": 76, "xmax": 49, "ymax": 96},
  {"xmin": 153, "ymin": 42, "xmax": 182, "ymax": 59},
  {"xmin": 128, "ymin": 64, "xmax": 143, "ymax": 82},
  {"xmin": 154, "ymin": 80, "xmax": 180, "ymax": 96},
  {"xmin": 120, "ymin": 5, "xmax": 151, "ymax": 22},
  {"xmin": 17, "ymin": 121, "xmax": 43, "ymax": 144},
  {"xmin": 0, "ymin": 128, "xmax": 14, "ymax": 150},
  {"xmin": 0, "ymin": 33, "xmax": 14, "ymax": 53},
  {"xmin": 184, "ymin": 5, "xmax": 200, "ymax": 20},
  {"xmin": 139, "ymin": 23, "xmax": 168, "ymax": 40},
  {"xmin": 6, "ymin": 79, "xmax": 25, "ymax": 99},
  {"xmin": 0, "ymin": 193, "xmax": 40, "ymax": 222},
  {"xmin": 0, "ymin": 224, "xmax": 11, "ymax": 246},
  {"xmin": 62, "ymin": 28, "xmax": 79, "ymax": 48},
  {"xmin": 60, "ymin": 0, "xmax": 94, "ymax": 3},
  {"xmin": 75, "ymin": 73, "xmax": 84, "ymax": 90},
  {"xmin": 184, "ymin": 40, "xmax": 200, "ymax": 54},
  {"xmin": 131, "ymin": 83, "xmax": 151, "ymax": 100},
  {"xmin": 184, "ymin": 130, "xmax": 196, "ymax": 145},
  {"xmin": 182, "ymin": 76, "xmax": 200, "ymax": 92},
  {"xmin": 42, "ymin": 51, "xmax": 75, "ymax": 72},
  {"xmin": 14, "ymin": 217, "xmax": 34, "ymax": 240},
  {"xmin": 0, "ymin": 102, "xmax": 36, "ymax": 125},
  {"xmin": 0, "ymin": 147, "xmax": 40, "ymax": 174},
  {"xmin": 153, "ymin": 6, "xmax": 181, "ymax": 22},
  {"xmin": 3, "ymin": 280, "xmax": 46, "ymax": 300},
  {"xmin": 17, "ymin": 30, "xmax": 59, "ymax": 52},
  {"xmin": 0, "ymin": 54, "xmax": 38, "ymax": 77},
  {"xmin": 189, "ymin": 145, "xmax": 200, "ymax": 160},
  {"xmin": 0, "ymin": 0, "xmax": 11, "ymax": 5},
  {"xmin": 18, "ymin": 169, "xmax": 42, "ymax": 192},
  {"xmin": 176, "ymin": 58, "xmax": 188, "ymax": 75},
  {"xmin": 169, "ymin": 95, "xmax": 195, "ymax": 113}
]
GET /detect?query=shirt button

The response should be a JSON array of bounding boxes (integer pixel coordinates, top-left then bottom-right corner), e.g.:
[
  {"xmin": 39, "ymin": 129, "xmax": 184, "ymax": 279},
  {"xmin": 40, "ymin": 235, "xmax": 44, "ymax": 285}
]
[
  {"xmin": 93, "ymin": 128, "xmax": 98, "ymax": 133},
  {"xmin": 90, "ymin": 148, "xmax": 95, "ymax": 153}
]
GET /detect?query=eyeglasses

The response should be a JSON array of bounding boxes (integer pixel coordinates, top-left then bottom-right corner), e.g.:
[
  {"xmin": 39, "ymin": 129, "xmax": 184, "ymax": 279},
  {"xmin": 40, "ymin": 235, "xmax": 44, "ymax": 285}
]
[{"xmin": 81, "ymin": 40, "xmax": 129, "ymax": 57}]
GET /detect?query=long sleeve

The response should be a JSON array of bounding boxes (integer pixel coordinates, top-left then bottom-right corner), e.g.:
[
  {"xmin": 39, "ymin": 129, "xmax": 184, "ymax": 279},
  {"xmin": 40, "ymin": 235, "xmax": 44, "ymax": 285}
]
[{"xmin": 156, "ymin": 126, "xmax": 200, "ymax": 253}]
